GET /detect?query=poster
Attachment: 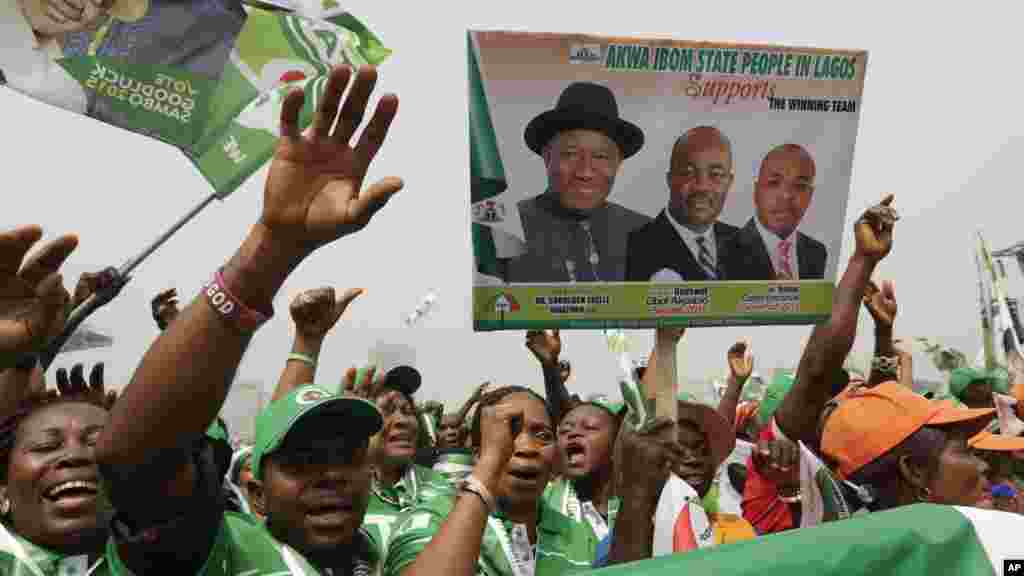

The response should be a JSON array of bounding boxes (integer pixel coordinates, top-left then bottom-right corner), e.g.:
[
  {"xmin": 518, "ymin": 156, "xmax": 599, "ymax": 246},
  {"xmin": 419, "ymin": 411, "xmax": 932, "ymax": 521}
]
[
  {"xmin": 1, "ymin": 0, "xmax": 389, "ymax": 198},
  {"xmin": 469, "ymin": 31, "xmax": 867, "ymax": 330}
]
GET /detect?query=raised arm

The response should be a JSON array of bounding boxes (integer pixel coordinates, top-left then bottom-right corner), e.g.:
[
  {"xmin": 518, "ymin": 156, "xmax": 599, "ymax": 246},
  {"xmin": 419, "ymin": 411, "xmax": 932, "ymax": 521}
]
[
  {"xmin": 0, "ymin": 226, "xmax": 76, "ymax": 371},
  {"xmin": 91, "ymin": 65, "xmax": 402, "ymax": 571},
  {"xmin": 607, "ymin": 327, "xmax": 685, "ymax": 566},
  {"xmin": 150, "ymin": 288, "xmax": 180, "ymax": 331},
  {"xmin": 526, "ymin": 329, "xmax": 572, "ymax": 421},
  {"xmin": 774, "ymin": 195, "xmax": 898, "ymax": 446},
  {"xmin": 863, "ymin": 279, "xmax": 899, "ymax": 387},
  {"xmin": 718, "ymin": 340, "xmax": 753, "ymax": 426},
  {"xmin": 272, "ymin": 286, "xmax": 363, "ymax": 402}
]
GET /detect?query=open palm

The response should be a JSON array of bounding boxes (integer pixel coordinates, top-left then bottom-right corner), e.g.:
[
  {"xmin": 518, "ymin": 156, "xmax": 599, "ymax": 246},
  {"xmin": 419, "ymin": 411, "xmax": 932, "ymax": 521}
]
[
  {"xmin": 0, "ymin": 226, "xmax": 76, "ymax": 369},
  {"xmin": 261, "ymin": 66, "xmax": 403, "ymax": 251}
]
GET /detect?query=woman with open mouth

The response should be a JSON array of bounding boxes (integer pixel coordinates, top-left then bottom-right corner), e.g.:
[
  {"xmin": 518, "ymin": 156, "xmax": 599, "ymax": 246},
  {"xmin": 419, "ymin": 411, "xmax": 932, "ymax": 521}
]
[
  {"xmin": 386, "ymin": 385, "xmax": 596, "ymax": 576},
  {"xmin": 542, "ymin": 396, "xmax": 623, "ymax": 559},
  {"xmin": 0, "ymin": 363, "xmax": 116, "ymax": 575}
]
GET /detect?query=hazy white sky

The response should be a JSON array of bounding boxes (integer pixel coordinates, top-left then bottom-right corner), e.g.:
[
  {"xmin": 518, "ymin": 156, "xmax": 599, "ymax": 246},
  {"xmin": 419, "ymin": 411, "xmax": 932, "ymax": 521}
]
[{"xmin": 3, "ymin": 0, "xmax": 1023, "ymax": 413}]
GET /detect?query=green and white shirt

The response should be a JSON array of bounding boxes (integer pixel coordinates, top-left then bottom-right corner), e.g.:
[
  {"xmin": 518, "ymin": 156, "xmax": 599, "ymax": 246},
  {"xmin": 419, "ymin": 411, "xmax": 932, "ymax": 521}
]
[
  {"xmin": 0, "ymin": 522, "xmax": 106, "ymax": 576},
  {"xmin": 362, "ymin": 464, "xmax": 454, "ymax": 562},
  {"xmin": 540, "ymin": 478, "xmax": 618, "ymax": 561},
  {"xmin": 384, "ymin": 493, "xmax": 594, "ymax": 576},
  {"xmin": 106, "ymin": 512, "xmax": 377, "ymax": 576}
]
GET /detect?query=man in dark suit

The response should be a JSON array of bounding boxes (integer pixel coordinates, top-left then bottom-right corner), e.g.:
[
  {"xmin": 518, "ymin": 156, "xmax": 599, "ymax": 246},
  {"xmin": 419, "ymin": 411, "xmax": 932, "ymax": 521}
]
[
  {"xmin": 626, "ymin": 126, "xmax": 740, "ymax": 282},
  {"xmin": 730, "ymin": 144, "xmax": 827, "ymax": 280},
  {"xmin": 506, "ymin": 81, "xmax": 650, "ymax": 283}
]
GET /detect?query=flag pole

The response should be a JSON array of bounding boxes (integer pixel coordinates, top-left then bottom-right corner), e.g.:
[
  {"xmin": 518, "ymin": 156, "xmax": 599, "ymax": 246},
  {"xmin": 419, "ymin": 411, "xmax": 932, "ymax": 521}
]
[{"xmin": 37, "ymin": 192, "xmax": 219, "ymax": 370}]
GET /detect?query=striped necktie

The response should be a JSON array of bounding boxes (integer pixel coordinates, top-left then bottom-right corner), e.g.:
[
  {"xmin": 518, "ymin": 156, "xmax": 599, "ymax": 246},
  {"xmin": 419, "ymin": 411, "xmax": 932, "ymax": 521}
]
[{"xmin": 696, "ymin": 236, "xmax": 717, "ymax": 279}]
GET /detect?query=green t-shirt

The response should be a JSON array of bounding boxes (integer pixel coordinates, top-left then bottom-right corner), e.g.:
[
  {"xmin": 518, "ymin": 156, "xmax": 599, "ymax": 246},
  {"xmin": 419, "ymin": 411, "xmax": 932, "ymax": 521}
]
[
  {"xmin": 540, "ymin": 478, "xmax": 617, "ymax": 558},
  {"xmin": 105, "ymin": 512, "xmax": 340, "ymax": 575},
  {"xmin": 363, "ymin": 464, "xmax": 454, "ymax": 562},
  {"xmin": 384, "ymin": 493, "xmax": 594, "ymax": 576}
]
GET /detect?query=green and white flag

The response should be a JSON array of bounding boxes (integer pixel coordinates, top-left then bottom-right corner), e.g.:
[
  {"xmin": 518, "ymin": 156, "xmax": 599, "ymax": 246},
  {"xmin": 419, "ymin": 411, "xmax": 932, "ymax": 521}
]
[
  {"xmin": 195, "ymin": 6, "xmax": 391, "ymax": 198},
  {"xmin": 468, "ymin": 32, "xmax": 524, "ymax": 285},
  {"xmin": 585, "ymin": 504, "xmax": 1022, "ymax": 576},
  {"xmin": 2, "ymin": 0, "xmax": 388, "ymax": 200}
]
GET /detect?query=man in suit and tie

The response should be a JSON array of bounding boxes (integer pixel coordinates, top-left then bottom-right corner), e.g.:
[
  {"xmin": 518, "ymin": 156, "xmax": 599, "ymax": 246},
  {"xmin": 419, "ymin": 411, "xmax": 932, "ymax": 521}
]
[
  {"xmin": 625, "ymin": 126, "xmax": 740, "ymax": 282},
  {"xmin": 730, "ymin": 144, "xmax": 827, "ymax": 280},
  {"xmin": 506, "ymin": 81, "xmax": 651, "ymax": 283}
]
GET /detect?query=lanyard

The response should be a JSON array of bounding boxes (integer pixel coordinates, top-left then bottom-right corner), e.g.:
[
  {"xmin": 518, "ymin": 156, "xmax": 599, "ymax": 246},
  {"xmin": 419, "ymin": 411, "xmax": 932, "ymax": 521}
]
[
  {"xmin": 488, "ymin": 517, "xmax": 535, "ymax": 576},
  {"xmin": 564, "ymin": 483, "xmax": 609, "ymax": 541}
]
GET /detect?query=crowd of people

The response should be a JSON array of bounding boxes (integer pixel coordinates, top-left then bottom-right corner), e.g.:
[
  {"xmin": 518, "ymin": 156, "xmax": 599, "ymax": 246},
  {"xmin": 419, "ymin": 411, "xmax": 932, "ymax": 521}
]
[{"xmin": 3, "ymin": 64, "xmax": 1024, "ymax": 575}]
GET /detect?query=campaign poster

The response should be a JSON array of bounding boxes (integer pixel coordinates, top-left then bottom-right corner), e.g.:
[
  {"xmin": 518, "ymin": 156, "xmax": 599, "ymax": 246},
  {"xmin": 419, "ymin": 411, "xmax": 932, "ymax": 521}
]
[
  {"xmin": 1, "ymin": 0, "xmax": 389, "ymax": 197},
  {"xmin": 469, "ymin": 30, "xmax": 867, "ymax": 330}
]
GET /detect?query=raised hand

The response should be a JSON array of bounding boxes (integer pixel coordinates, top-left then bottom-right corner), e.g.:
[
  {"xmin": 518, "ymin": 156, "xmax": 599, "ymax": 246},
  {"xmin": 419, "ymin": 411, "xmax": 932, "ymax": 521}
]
[
  {"xmin": 612, "ymin": 417, "xmax": 682, "ymax": 506},
  {"xmin": 18, "ymin": 0, "xmax": 113, "ymax": 38},
  {"xmin": 854, "ymin": 194, "xmax": 898, "ymax": 262},
  {"xmin": 54, "ymin": 361, "xmax": 115, "ymax": 407},
  {"xmin": 753, "ymin": 438, "xmax": 800, "ymax": 490},
  {"xmin": 260, "ymin": 65, "xmax": 402, "ymax": 255},
  {"xmin": 727, "ymin": 340, "xmax": 753, "ymax": 384},
  {"xmin": 289, "ymin": 286, "xmax": 363, "ymax": 340},
  {"xmin": 526, "ymin": 329, "xmax": 561, "ymax": 367},
  {"xmin": 341, "ymin": 364, "xmax": 385, "ymax": 399},
  {"xmin": 474, "ymin": 401, "xmax": 524, "ymax": 487},
  {"xmin": 0, "ymin": 226, "xmax": 76, "ymax": 370},
  {"xmin": 70, "ymin": 268, "xmax": 118, "ymax": 312},
  {"xmin": 863, "ymin": 279, "xmax": 897, "ymax": 328},
  {"xmin": 151, "ymin": 288, "xmax": 180, "ymax": 330}
]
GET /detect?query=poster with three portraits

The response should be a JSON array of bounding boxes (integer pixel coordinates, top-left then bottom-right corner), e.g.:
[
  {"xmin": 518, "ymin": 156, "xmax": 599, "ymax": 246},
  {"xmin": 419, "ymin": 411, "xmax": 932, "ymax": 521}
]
[{"xmin": 470, "ymin": 30, "xmax": 867, "ymax": 330}]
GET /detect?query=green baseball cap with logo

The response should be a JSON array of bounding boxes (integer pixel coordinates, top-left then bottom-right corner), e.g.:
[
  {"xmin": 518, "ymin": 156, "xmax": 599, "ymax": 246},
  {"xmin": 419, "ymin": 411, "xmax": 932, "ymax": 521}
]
[{"xmin": 252, "ymin": 385, "xmax": 383, "ymax": 480}]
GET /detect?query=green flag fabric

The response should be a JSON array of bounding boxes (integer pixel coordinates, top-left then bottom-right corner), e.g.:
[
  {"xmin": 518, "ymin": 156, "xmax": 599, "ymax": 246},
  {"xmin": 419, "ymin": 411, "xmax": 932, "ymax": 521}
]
[
  {"xmin": 584, "ymin": 504, "xmax": 1016, "ymax": 576},
  {"xmin": 195, "ymin": 6, "xmax": 391, "ymax": 198},
  {"xmin": 467, "ymin": 32, "xmax": 524, "ymax": 283}
]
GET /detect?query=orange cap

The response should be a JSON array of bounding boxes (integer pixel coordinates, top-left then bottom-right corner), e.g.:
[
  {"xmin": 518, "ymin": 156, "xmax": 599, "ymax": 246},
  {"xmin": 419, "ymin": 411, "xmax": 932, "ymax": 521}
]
[
  {"xmin": 822, "ymin": 381, "xmax": 995, "ymax": 478},
  {"xmin": 969, "ymin": 431, "xmax": 1024, "ymax": 452}
]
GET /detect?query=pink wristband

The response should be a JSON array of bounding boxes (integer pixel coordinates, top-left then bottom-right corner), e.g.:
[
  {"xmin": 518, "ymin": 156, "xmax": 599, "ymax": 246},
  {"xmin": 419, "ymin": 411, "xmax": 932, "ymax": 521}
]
[{"xmin": 203, "ymin": 270, "xmax": 272, "ymax": 332}]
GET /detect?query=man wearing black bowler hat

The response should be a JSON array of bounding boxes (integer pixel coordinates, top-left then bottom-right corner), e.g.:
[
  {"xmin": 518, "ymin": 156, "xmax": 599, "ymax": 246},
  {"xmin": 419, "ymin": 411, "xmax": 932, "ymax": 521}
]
[{"xmin": 507, "ymin": 81, "xmax": 650, "ymax": 283}]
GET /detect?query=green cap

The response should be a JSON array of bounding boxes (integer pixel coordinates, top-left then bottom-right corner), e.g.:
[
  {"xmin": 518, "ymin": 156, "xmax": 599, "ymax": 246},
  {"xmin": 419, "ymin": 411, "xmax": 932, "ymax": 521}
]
[
  {"xmin": 949, "ymin": 367, "xmax": 1010, "ymax": 399},
  {"xmin": 758, "ymin": 370, "xmax": 796, "ymax": 426},
  {"xmin": 252, "ymin": 385, "xmax": 383, "ymax": 480}
]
